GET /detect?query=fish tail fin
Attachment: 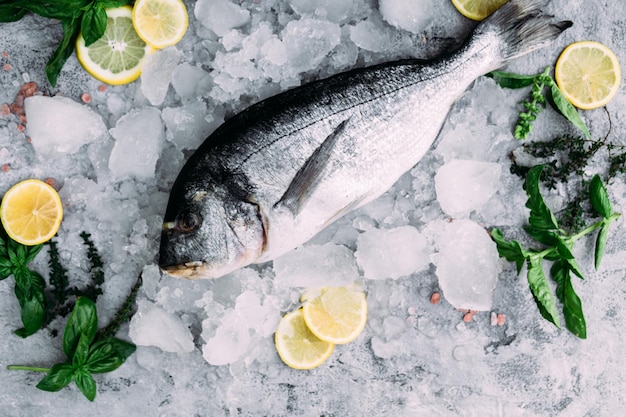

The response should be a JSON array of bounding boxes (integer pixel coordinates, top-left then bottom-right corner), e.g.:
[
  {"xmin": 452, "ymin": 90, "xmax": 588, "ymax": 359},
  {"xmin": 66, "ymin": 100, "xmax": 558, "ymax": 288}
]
[{"xmin": 477, "ymin": 0, "xmax": 572, "ymax": 64}]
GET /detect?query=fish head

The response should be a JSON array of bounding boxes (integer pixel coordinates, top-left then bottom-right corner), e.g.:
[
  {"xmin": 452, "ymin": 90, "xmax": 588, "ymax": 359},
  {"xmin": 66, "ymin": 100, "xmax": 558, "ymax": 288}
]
[{"xmin": 159, "ymin": 179, "xmax": 265, "ymax": 280}]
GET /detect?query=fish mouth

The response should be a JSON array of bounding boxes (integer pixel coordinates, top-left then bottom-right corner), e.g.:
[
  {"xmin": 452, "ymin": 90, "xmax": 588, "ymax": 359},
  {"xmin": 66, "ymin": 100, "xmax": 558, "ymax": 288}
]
[{"xmin": 160, "ymin": 261, "xmax": 227, "ymax": 280}]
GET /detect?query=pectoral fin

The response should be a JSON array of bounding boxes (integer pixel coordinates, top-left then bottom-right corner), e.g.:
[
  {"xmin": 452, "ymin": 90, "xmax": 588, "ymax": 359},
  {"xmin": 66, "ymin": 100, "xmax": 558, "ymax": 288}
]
[{"xmin": 275, "ymin": 119, "xmax": 349, "ymax": 215}]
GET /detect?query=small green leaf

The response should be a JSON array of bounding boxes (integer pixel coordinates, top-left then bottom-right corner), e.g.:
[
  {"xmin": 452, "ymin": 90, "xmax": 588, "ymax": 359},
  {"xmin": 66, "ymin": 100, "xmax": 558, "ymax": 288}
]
[
  {"xmin": 525, "ymin": 165, "xmax": 560, "ymax": 231},
  {"xmin": 63, "ymin": 297, "xmax": 99, "ymax": 359},
  {"xmin": 45, "ymin": 17, "xmax": 82, "ymax": 87},
  {"xmin": 486, "ymin": 71, "xmax": 537, "ymax": 89},
  {"xmin": 527, "ymin": 255, "xmax": 561, "ymax": 328},
  {"xmin": 72, "ymin": 333, "xmax": 93, "ymax": 367},
  {"xmin": 550, "ymin": 261, "xmax": 586, "ymax": 338},
  {"xmin": 81, "ymin": 4, "xmax": 107, "ymax": 46},
  {"xmin": 523, "ymin": 226, "xmax": 559, "ymax": 247},
  {"xmin": 75, "ymin": 370, "xmax": 97, "ymax": 401},
  {"xmin": 36, "ymin": 363, "xmax": 75, "ymax": 392},
  {"xmin": 549, "ymin": 83, "xmax": 591, "ymax": 139},
  {"xmin": 86, "ymin": 338, "xmax": 136, "ymax": 374},
  {"xmin": 594, "ymin": 225, "xmax": 609, "ymax": 270},
  {"xmin": 13, "ymin": 271, "xmax": 47, "ymax": 337},
  {"xmin": 0, "ymin": 5, "xmax": 28, "ymax": 23},
  {"xmin": 490, "ymin": 228, "xmax": 527, "ymax": 273},
  {"xmin": 589, "ymin": 174, "xmax": 613, "ymax": 219}
]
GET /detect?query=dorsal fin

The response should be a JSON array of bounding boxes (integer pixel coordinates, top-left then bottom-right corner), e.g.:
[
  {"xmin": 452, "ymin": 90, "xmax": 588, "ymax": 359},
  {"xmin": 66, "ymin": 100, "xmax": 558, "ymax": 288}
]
[{"xmin": 275, "ymin": 119, "xmax": 350, "ymax": 215}]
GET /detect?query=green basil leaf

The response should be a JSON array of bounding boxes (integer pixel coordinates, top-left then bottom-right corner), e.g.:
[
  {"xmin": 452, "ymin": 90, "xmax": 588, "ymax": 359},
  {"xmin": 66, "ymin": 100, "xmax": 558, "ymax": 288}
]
[
  {"xmin": 589, "ymin": 174, "xmax": 613, "ymax": 219},
  {"xmin": 75, "ymin": 370, "xmax": 97, "ymax": 401},
  {"xmin": 46, "ymin": 17, "xmax": 82, "ymax": 87},
  {"xmin": 63, "ymin": 297, "xmax": 99, "ymax": 359},
  {"xmin": 549, "ymin": 83, "xmax": 591, "ymax": 139},
  {"xmin": 527, "ymin": 255, "xmax": 561, "ymax": 328},
  {"xmin": 23, "ymin": 243, "xmax": 43, "ymax": 264},
  {"xmin": 81, "ymin": 4, "xmax": 108, "ymax": 46},
  {"xmin": 0, "ymin": 5, "xmax": 28, "ymax": 23},
  {"xmin": 523, "ymin": 226, "xmax": 559, "ymax": 247},
  {"xmin": 550, "ymin": 261, "xmax": 586, "ymax": 339},
  {"xmin": 72, "ymin": 333, "xmax": 93, "ymax": 367},
  {"xmin": 13, "ymin": 271, "xmax": 46, "ymax": 337},
  {"xmin": 525, "ymin": 165, "xmax": 560, "ymax": 231},
  {"xmin": 97, "ymin": 0, "xmax": 133, "ymax": 8},
  {"xmin": 594, "ymin": 225, "xmax": 609, "ymax": 270},
  {"xmin": 36, "ymin": 363, "xmax": 75, "ymax": 392},
  {"xmin": 490, "ymin": 228, "xmax": 527, "ymax": 273},
  {"xmin": 87, "ymin": 338, "xmax": 136, "ymax": 374},
  {"xmin": 486, "ymin": 70, "xmax": 537, "ymax": 89}
]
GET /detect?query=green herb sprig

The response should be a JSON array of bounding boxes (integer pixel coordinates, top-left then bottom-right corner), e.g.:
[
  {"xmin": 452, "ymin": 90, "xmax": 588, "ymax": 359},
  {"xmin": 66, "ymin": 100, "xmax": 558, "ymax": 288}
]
[
  {"xmin": 491, "ymin": 165, "xmax": 620, "ymax": 338},
  {"xmin": 487, "ymin": 67, "xmax": 591, "ymax": 140},
  {"xmin": 0, "ymin": 0, "xmax": 133, "ymax": 87},
  {"xmin": 8, "ymin": 296, "xmax": 137, "ymax": 401},
  {"xmin": 0, "ymin": 230, "xmax": 47, "ymax": 337}
]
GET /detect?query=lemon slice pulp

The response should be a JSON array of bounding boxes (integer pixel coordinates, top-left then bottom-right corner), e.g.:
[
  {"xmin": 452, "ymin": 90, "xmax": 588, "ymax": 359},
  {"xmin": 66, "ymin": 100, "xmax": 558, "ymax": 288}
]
[
  {"xmin": 302, "ymin": 286, "xmax": 368, "ymax": 345},
  {"xmin": 76, "ymin": 6, "xmax": 153, "ymax": 85},
  {"xmin": 450, "ymin": 0, "xmax": 508, "ymax": 21},
  {"xmin": 132, "ymin": 0, "xmax": 188, "ymax": 49},
  {"xmin": 274, "ymin": 309, "xmax": 335, "ymax": 370},
  {"xmin": 1, "ymin": 179, "xmax": 63, "ymax": 246},
  {"xmin": 555, "ymin": 41, "xmax": 621, "ymax": 110}
]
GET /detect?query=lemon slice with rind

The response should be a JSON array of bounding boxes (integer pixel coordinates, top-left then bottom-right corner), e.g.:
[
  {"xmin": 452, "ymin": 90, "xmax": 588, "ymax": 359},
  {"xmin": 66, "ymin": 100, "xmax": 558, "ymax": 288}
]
[
  {"xmin": 1, "ymin": 179, "xmax": 63, "ymax": 246},
  {"xmin": 302, "ymin": 286, "xmax": 368, "ymax": 345},
  {"xmin": 275, "ymin": 309, "xmax": 335, "ymax": 370},
  {"xmin": 451, "ymin": 0, "xmax": 508, "ymax": 21},
  {"xmin": 555, "ymin": 41, "xmax": 621, "ymax": 110},
  {"xmin": 132, "ymin": 0, "xmax": 188, "ymax": 49},
  {"xmin": 76, "ymin": 6, "xmax": 153, "ymax": 85}
]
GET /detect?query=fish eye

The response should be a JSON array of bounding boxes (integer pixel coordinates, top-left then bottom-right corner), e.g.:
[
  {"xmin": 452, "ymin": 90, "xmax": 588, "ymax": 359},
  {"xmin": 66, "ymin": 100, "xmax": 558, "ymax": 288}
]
[{"xmin": 177, "ymin": 212, "xmax": 201, "ymax": 232}]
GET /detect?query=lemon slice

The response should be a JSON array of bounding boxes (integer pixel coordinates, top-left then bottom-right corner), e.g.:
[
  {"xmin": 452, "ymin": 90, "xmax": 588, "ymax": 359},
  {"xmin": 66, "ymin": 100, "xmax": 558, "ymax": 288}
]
[
  {"xmin": 1, "ymin": 179, "xmax": 63, "ymax": 246},
  {"xmin": 555, "ymin": 41, "xmax": 621, "ymax": 110},
  {"xmin": 275, "ymin": 309, "xmax": 335, "ymax": 370},
  {"xmin": 132, "ymin": 0, "xmax": 188, "ymax": 49},
  {"xmin": 302, "ymin": 286, "xmax": 368, "ymax": 345},
  {"xmin": 451, "ymin": 0, "xmax": 508, "ymax": 21},
  {"xmin": 76, "ymin": 6, "xmax": 153, "ymax": 85}
]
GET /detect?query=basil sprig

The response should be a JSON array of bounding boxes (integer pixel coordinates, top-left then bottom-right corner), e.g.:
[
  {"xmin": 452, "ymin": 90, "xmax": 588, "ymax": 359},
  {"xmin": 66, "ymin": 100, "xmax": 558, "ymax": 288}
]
[
  {"xmin": 0, "ymin": 0, "xmax": 132, "ymax": 86},
  {"xmin": 491, "ymin": 165, "xmax": 620, "ymax": 338},
  {"xmin": 487, "ymin": 67, "xmax": 591, "ymax": 140},
  {"xmin": 8, "ymin": 297, "xmax": 136, "ymax": 401}
]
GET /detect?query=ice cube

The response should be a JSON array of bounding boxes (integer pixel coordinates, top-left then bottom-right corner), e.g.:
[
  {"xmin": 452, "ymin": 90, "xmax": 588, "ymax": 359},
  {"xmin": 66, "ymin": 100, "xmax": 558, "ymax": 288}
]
[
  {"xmin": 24, "ymin": 95, "xmax": 107, "ymax": 156},
  {"xmin": 171, "ymin": 63, "xmax": 211, "ymax": 101},
  {"xmin": 281, "ymin": 18, "xmax": 341, "ymax": 73},
  {"xmin": 194, "ymin": 0, "xmax": 250, "ymax": 37},
  {"xmin": 129, "ymin": 300, "xmax": 195, "ymax": 353},
  {"xmin": 379, "ymin": 0, "xmax": 435, "ymax": 34},
  {"xmin": 272, "ymin": 243, "xmax": 360, "ymax": 287},
  {"xmin": 108, "ymin": 107, "xmax": 165, "ymax": 179},
  {"xmin": 162, "ymin": 101, "xmax": 224, "ymax": 150},
  {"xmin": 434, "ymin": 159, "xmax": 502, "ymax": 218},
  {"xmin": 288, "ymin": 0, "xmax": 354, "ymax": 23},
  {"xmin": 141, "ymin": 47, "xmax": 180, "ymax": 106},
  {"xmin": 433, "ymin": 219, "xmax": 500, "ymax": 311},
  {"xmin": 349, "ymin": 20, "xmax": 390, "ymax": 53},
  {"xmin": 355, "ymin": 226, "xmax": 430, "ymax": 280}
]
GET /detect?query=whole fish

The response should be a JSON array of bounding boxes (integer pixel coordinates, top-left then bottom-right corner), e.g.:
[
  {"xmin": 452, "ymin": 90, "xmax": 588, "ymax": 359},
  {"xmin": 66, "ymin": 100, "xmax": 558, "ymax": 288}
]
[{"xmin": 159, "ymin": 0, "xmax": 571, "ymax": 279}]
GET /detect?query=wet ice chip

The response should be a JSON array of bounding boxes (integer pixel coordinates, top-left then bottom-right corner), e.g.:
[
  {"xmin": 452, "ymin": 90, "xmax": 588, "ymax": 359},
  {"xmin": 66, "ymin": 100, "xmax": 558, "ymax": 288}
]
[
  {"xmin": 129, "ymin": 300, "xmax": 195, "ymax": 353},
  {"xmin": 379, "ymin": 0, "xmax": 435, "ymax": 34},
  {"xmin": 163, "ymin": 101, "xmax": 223, "ymax": 150},
  {"xmin": 273, "ymin": 243, "xmax": 359, "ymax": 288},
  {"xmin": 435, "ymin": 160, "xmax": 502, "ymax": 218},
  {"xmin": 349, "ymin": 20, "xmax": 389, "ymax": 53},
  {"xmin": 194, "ymin": 0, "xmax": 250, "ymax": 37},
  {"xmin": 355, "ymin": 226, "xmax": 430, "ymax": 280},
  {"xmin": 281, "ymin": 18, "xmax": 341, "ymax": 73},
  {"xmin": 109, "ymin": 107, "xmax": 165, "ymax": 179},
  {"xmin": 434, "ymin": 219, "xmax": 500, "ymax": 311},
  {"xmin": 288, "ymin": 0, "xmax": 354, "ymax": 23},
  {"xmin": 24, "ymin": 95, "xmax": 107, "ymax": 156},
  {"xmin": 201, "ymin": 291, "xmax": 269, "ymax": 365},
  {"xmin": 141, "ymin": 47, "xmax": 180, "ymax": 106},
  {"xmin": 171, "ymin": 63, "xmax": 211, "ymax": 100}
]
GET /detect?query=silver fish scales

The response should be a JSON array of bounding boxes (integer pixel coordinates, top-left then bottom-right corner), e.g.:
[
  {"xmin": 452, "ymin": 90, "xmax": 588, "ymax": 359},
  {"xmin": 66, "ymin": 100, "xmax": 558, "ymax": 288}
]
[{"xmin": 159, "ymin": 0, "xmax": 571, "ymax": 279}]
